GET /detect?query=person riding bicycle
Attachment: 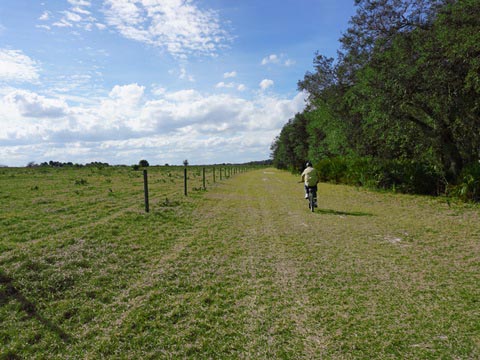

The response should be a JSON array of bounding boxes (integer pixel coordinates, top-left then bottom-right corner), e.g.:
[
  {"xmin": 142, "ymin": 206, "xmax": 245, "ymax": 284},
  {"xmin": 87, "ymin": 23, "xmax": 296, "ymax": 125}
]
[{"xmin": 301, "ymin": 161, "xmax": 319, "ymax": 204}]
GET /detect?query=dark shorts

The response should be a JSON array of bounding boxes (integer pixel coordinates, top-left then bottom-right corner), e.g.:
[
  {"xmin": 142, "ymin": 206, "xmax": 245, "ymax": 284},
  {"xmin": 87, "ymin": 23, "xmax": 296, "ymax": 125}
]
[{"xmin": 305, "ymin": 185, "xmax": 317, "ymax": 194}]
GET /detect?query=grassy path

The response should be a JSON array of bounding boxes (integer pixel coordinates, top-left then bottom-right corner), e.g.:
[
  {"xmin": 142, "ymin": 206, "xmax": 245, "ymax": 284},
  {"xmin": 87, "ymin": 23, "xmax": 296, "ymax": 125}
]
[{"xmin": 1, "ymin": 168, "xmax": 479, "ymax": 359}]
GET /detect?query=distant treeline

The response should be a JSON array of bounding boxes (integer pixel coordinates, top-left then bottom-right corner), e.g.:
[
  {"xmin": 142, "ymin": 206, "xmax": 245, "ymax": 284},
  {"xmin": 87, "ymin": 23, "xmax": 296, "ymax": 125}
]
[
  {"xmin": 27, "ymin": 161, "xmax": 111, "ymax": 168},
  {"xmin": 271, "ymin": 0, "xmax": 480, "ymax": 201},
  {"xmin": 25, "ymin": 159, "xmax": 273, "ymax": 168}
]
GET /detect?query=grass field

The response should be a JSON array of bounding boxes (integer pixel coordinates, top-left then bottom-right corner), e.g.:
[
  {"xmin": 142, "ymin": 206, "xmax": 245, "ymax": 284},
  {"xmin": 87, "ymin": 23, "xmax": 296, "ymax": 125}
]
[{"xmin": 1, "ymin": 166, "xmax": 479, "ymax": 359}]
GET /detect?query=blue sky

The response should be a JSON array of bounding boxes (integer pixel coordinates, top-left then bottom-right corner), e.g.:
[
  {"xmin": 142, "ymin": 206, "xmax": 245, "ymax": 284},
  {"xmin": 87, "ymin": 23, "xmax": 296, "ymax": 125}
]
[{"xmin": 0, "ymin": 0, "xmax": 356, "ymax": 166}]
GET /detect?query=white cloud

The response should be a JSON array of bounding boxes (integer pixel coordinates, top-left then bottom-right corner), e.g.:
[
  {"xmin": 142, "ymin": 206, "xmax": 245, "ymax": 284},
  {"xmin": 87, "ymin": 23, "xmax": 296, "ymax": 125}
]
[
  {"xmin": 237, "ymin": 84, "xmax": 246, "ymax": 92},
  {"xmin": 261, "ymin": 53, "xmax": 295, "ymax": 67},
  {"xmin": 0, "ymin": 49, "xmax": 40, "ymax": 83},
  {"xmin": 179, "ymin": 67, "xmax": 195, "ymax": 82},
  {"xmin": 151, "ymin": 85, "xmax": 166, "ymax": 96},
  {"xmin": 215, "ymin": 82, "xmax": 235, "ymax": 89},
  {"xmin": 53, "ymin": 20, "xmax": 73, "ymax": 28},
  {"xmin": 0, "ymin": 85, "xmax": 307, "ymax": 166},
  {"xmin": 262, "ymin": 54, "xmax": 279, "ymax": 65},
  {"xmin": 103, "ymin": 0, "xmax": 230, "ymax": 58},
  {"xmin": 47, "ymin": 0, "xmax": 97, "ymax": 31},
  {"xmin": 68, "ymin": 0, "xmax": 91, "ymax": 6},
  {"xmin": 223, "ymin": 71, "xmax": 237, "ymax": 79},
  {"xmin": 4, "ymin": 90, "xmax": 68, "ymax": 118},
  {"xmin": 39, "ymin": 11, "xmax": 50, "ymax": 21},
  {"xmin": 164, "ymin": 89, "xmax": 201, "ymax": 102},
  {"xmin": 109, "ymin": 83, "xmax": 144, "ymax": 101},
  {"xmin": 64, "ymin": 11, "xmax": 83, "ymax": 22},
  {"xmin": 259, "ymin": 79, "xmax": 274, "ymax": 90},
  {"xmin": 71, "ymin": 7, "xmax": 91, "ymax": 15}
]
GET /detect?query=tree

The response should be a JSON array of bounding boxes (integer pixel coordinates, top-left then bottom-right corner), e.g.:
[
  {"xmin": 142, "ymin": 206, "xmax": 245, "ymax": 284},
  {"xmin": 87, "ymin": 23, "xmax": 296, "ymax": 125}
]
[
  {"xmin": 139, "ymin": 159, "xmax": 149, "ymax": 167},
  {"xmin": 346, "ymin": 0, "xmax": 480, "ymax": 177},
  {"xmin": 270, "ymin": 113, "xmax": 309, "ymax": 171},
  {"xmin": 275, "ymin": 0, "xmax": 480, "ymax": 193}
]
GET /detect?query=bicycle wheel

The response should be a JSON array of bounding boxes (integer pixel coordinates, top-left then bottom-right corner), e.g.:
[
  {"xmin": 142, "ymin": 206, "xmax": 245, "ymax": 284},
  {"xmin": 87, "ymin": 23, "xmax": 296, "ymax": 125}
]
[{"xmin": 308, "ymin": 191, "xmax": 314, "ymax": 212}]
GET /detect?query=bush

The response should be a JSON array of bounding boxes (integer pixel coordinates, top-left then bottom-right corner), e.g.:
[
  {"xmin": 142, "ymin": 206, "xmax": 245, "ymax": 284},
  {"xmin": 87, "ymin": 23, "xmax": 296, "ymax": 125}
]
[
  {"xmin": 372, "ymin": 159, "xmax": 441, "ymax": 195},
  {"xmin": 316, "ymin": 157, "xmax": 349, "ymax": 183},
  {"xmin": 448, "ymin": 163, "xmax": 480, "ymax": 202},
  {"xmin": 315, "ymin": 156, "xmax": 443, "ymax": 195}
]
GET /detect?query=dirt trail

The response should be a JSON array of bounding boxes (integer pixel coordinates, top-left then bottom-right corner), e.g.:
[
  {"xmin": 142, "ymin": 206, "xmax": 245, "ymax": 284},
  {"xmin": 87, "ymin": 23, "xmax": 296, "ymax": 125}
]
[
  {"xmin": 164, "ymin": 167, "xmax": 394, "ymax": 358},
  {"xmin": 199, "ymin": 169, "xmax": 329, "ymax": 357}
]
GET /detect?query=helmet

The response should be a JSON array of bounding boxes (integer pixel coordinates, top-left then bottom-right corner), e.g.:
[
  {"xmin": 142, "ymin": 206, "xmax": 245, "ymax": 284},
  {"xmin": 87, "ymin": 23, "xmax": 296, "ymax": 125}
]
[{"xmin": 305, "ymin": 161, "xmax": 312, "ymax": 167}]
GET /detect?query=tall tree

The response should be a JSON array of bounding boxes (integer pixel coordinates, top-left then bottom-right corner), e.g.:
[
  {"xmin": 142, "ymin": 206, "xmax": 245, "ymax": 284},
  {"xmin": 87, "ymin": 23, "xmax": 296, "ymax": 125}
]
[{"xmin": 347, "ymin": 0, "xmax": 480, "ymax": 177}]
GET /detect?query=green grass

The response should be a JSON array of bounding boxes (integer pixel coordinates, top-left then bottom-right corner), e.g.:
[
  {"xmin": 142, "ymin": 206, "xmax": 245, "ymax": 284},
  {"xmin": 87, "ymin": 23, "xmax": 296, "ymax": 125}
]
[{"xmin": 1, "ymin": 167, "xmax": 479, "ymax": 359}]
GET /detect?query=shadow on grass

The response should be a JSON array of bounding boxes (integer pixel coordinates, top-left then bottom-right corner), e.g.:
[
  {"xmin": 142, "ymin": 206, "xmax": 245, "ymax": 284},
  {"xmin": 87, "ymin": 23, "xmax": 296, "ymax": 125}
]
[
  {"xmin": 0, "ymin": 269, "xmax": 71, "ymax": 343},
  {"xmin": 315, "ymin": 208, "xmax": 374, "ymax": 217}
]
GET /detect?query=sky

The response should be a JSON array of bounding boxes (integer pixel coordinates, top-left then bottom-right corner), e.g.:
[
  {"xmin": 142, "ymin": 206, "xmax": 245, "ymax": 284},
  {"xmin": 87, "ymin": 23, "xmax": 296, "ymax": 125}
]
[{"xmin": 0, "ymin": 0, "xmax": 357, "ymax": 166}]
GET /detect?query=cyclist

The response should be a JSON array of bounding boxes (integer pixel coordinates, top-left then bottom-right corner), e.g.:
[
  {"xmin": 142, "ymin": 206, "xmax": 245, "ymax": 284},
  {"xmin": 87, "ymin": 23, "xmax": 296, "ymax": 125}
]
[{"xmin": 301, "ymin": 161, "xmax": 319, "ymax": 205}]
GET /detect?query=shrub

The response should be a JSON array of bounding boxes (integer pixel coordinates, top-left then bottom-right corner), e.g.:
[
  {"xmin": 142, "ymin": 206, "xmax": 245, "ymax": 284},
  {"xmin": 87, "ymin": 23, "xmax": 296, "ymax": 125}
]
[
  {"xmin": 316, "ymin": 157, "xmax": 349, "ymax": 183},
  {"xmin": 315, "ymin": 156, "xmax": 443, "ymax": 195},
  {"xmin": 448, "ymin": 163, "xmax": 480, "ymax": 202}
]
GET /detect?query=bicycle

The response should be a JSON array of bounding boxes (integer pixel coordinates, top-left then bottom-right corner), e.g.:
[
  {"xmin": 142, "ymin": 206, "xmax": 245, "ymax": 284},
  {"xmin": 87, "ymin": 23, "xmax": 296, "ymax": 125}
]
[{"xmin": 306, "ymin": 186, "xmax": 317, "ymax": 212}]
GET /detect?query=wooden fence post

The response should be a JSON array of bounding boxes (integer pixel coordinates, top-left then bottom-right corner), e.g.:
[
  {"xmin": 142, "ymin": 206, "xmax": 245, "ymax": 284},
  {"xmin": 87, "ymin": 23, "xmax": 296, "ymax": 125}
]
[
  {"xmin": 213, "ymin": 167, "xmax": 216, "ymax": 183},
  {"xmin": 202, "ymin": 167, "xmax": 206, "ymax": 190},
  {"xmin": 184, "ymin": 167, "xmax": 188, "ymax": 196},
  {"xmin": 143, "ymin": 169, "xmax": 149, "ymax": 213}
]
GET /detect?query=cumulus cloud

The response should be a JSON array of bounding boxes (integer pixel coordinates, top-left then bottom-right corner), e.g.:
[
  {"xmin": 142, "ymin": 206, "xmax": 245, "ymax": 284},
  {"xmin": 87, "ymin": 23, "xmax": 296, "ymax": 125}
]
[
  {"xmin": 0, "ymin": 85, "xmax": 307, "ymax": 165},
  {"xmin": 4, "ymin": 90, "xmax": 68, "ymax": 118},
  {"xmin": 259, "ymin": 79, "xmax": 274, "ymax": 91},
  {"xmin": 0, "ymin": 49, "xmax": 40, "ymax": 83},
  {"xmin": 109, "ymin": 83, "xmax": 144, "ymax": 102},
  {"xmin": 103, "ymin": 0, "xmax": 230, "ymax": 58}
]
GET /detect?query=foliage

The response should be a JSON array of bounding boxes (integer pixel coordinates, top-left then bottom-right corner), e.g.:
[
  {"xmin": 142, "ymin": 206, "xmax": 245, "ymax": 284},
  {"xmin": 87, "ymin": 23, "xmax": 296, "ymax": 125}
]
[
  {"xmin": 448, "ymin": 162, "xmax": 480, "ymax": 202},
  {"xmin": 315, "ymin": 156, "xmax": 442, "ymax": 195},
  {"xmin": 139, "ymin": 159, "xmax": 150, "ymax": 167},
  {"xmin": 270, "ymin": 113, "xmax": 309, "ymax": 172},
  {"xmin": 272, "ymin": 0, "xmax": 480, "ymax": 201}
]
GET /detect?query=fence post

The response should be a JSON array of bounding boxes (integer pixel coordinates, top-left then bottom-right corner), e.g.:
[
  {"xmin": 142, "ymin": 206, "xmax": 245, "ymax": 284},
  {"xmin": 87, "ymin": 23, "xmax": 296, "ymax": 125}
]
[
  {"xmin": 220, "ymin": 167, "xmax": 222, "ymax": 180},
  {"xmin": 202, "ymin": 167, "xmax": 206, "ymax": 190},
  {"xmin": 184, "ymin": 167, "xmax": 188, "ymax": 196},
  {"xmin": 143, "ymin": 169, "xmax": 149, "ymax": 213},
  {"xmin": 213, "ymin": 167, "xmax": 216, "ymax": 183}
]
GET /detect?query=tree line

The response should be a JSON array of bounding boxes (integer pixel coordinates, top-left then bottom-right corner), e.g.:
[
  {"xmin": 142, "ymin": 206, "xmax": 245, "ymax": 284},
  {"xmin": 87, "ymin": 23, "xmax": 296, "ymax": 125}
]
[{"xmin": 271, "ymin": 0, "xmax": 480, "ymax": 201}]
